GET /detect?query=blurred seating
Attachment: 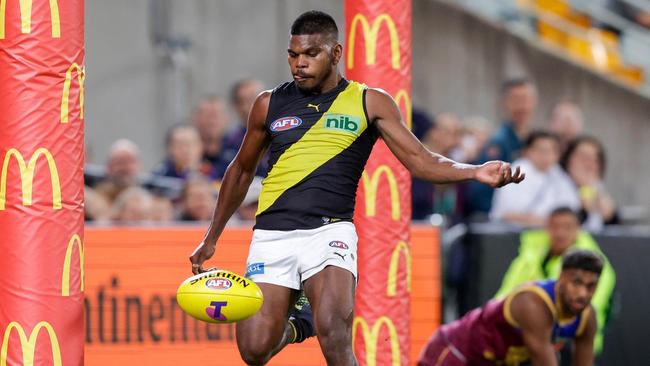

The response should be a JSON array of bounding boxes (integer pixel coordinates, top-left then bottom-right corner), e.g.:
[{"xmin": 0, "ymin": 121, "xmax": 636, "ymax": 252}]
[
  {"xmin": 457, "ymin": 0, "xmax": 649, "ymax": 87},
  {"xmin": 518, "ymin": 0, "xmax": 646, "ymax": 85}
]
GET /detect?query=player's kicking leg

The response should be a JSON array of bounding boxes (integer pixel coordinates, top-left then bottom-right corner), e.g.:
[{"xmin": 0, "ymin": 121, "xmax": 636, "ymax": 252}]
[
  {"xmin": 303, "ymin": 265, "xmax": 357, "ymax": 366},
  {"xmin": 237, "ymin": 226, "xmax": 322, "ymax": 364},
  {"xmin": 236, "ymin": 283, "xmax": 298, "ymax": 365}
]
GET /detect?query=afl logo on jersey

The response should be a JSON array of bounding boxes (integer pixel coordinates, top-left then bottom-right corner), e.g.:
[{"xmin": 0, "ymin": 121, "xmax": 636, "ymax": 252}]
[{"xmin": 271, "ymin": 116, "xmax": 302, "ymax": 132}]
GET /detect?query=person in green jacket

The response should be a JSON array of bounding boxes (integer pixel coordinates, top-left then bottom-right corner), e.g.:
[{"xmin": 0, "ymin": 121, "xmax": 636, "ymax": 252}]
[{"xmin": 495, "ymin": 207, "xmax": 615, "ymax": 353}]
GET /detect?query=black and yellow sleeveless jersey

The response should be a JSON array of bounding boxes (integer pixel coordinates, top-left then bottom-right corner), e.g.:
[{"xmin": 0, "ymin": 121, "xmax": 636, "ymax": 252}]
[{"xmin": 254, "ymin": 78, "xmax": 379, "ymax": 230}]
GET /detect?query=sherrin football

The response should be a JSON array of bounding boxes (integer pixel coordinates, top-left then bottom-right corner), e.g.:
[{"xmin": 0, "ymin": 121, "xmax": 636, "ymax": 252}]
[{"xmin": 176, "ymin": 270, "xmax": 264, "ymax": 323}]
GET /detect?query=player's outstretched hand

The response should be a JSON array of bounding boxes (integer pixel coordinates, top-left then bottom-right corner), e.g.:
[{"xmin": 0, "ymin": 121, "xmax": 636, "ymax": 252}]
[
  {"xmin": 189, "ymin": 241, "xmax": 217, "ymax": 275},
  {"xmin": 475, "ymin": 161, "xmax": 525, "ymax": 188}
]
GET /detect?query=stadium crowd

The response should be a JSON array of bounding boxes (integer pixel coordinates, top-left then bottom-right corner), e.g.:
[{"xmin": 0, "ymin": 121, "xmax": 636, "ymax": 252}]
[
  {"xmin": 412, "ymin": 78, "xmax": 619, "ymax": 232},
  {"xmin": 84, "ymin": 79, "xmax": 265, "ymax": 224},
  {"xmin": 84, "ymin": 77, "xmax": 621, "ymax": 233}
]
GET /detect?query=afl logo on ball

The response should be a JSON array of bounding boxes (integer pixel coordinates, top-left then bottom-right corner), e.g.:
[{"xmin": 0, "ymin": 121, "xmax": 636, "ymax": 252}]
[
  {"xmin": 206, "ymin": 278, "xmax": 232, "ymax": 290},
  {"xmin": 271, "ymin": 116, "xmax": 302, "ymax": 132},
  {"xmin": 329, "ymin": 241, "xmax": 349, "ymax": 250}
]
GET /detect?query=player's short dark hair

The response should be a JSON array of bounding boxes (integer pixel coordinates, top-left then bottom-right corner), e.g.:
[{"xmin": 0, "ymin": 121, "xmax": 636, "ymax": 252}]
[
  {"xmin": 549, "ymin": 206, "xmax": 579, "ymax": 220},
  {"xmin": 524, "ymin": 130, "xmax": 560, "ymax": 149},
  {"xmin": 562, "ymin": 250, "xmax": 604, "ymax": 275},
  {"xmin": 291, "ymin": 10, "xmax": 339, "ymax": 41},
  {"xmin": 501, "ymin": 77, "xmax": 534, "ymax": 95},
  {"xmin": 560, "ymin": 135, "xmax": 607, "ymax": 178}
]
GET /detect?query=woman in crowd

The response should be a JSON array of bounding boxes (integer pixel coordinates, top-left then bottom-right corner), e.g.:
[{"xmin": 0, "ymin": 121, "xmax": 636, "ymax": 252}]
[{"xmin": 561, "ymin": 136, "xmax": 619, "ymax": 230}]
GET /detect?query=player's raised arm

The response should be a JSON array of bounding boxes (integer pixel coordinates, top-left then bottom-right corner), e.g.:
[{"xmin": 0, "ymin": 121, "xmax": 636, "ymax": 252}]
[
  {"xmin": 367, "ymin": 88, "xmax": 524, "ymax": 187},
  {"xmin": 510, "ymin": 292, "xmax": 558, "ymax": 366},
  {"xmin": 189, "ymin": 91, "xmax": 272, "ymax": 274},
  {"xmin": 572, "ymin": 307, "xmax": 597, "ymax": 366}
]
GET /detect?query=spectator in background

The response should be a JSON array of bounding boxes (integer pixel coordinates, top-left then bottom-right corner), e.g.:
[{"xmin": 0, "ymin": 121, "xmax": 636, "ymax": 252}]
[
  {"xmin": 150, "ymin": 195, "xmax": 174, "ymax": 222},
  {"xmin": 453, "ymin": 115, "xmax": 491, "ymax": 163},
  {"xmin": 428, "ymin": 113, "xmax": 463, "ymax": 220},
  {"xmin": 411, "ymin": 110, "xmax": 465, "ymax": 221},
  {"xmin": 495, "ymin": 207, "xmax": 615, "ymax": 354},
  {"xmin": 178, "ymin": 176, "xmax": 217, "ymax": 221},
  {"xmin": 428, "ymin": 113, "xmax": 462, "ymax": 157},
  {"xmin": 84, "ymin": 186, "xmax": 111, "ymax": 222},
  {"xmin": 110, "ymin": 186, "xmax": 155, "ymax": 223},
  {"xmin": 561, "ymin": 136, "xmax": 619, "ymax": 230},
  {"xmin": 484, "ymin": 78, "xmax": 538, "ymax": 162},
  {"xmin": 153, "ymin": 124, "xmax": 209, "ymax": 180},
  {"xmin": 410, "ymin": 109, "xmax": 436, "ymax": 220},
  {"xmin": 491, "ymin": 131, "xmax": 579, "ymax": 226},
  {"xmin": 548, "ymin": 100, "xmax": 584, "ymax": 152},
  {"xmin": 94, "ymin": 139, "xmax": 142, "ymax": 204},
  {"xmin": 465, "ymin": 78, "xmax": 538, "ymax": 216},
  {"xmin": 222, "ymin": 78, "xmax": 267, "ymax": 176},
  {"xmin": 191, "ymin": 95, "xmax": 231, "ymax": 179}
]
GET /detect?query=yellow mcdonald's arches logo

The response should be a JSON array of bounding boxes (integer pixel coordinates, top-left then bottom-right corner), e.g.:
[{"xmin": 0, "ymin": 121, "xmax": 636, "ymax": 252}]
[
  {"xmin": 394, "ymin": 89, "xmax": 412, "ymax": 130},
  {"xmin": 60, "ymin": 62, "xmax": 85, "ymax": 123},
  {"xmin": 361, "ymin": 165, "xmax": 400, "ymax": 221},
  {"xmin": 387, "ymin": 241, "xmax": 411, "ymax": 297},
  {"xmin": 0, "ymin": 0, "xmax": 60, "ymax": 39},
  {"xmin": 353, "ymin": 316, "xmax": 401, "ymax": 366},
  {"xmin": 0, "ymin": 321, "xmax": 62, "ymax": 366},
  {"xmin": 61, "ymin": 233, "xmax": 84, "ymax": 296},
  {"xmin": 0, "ymin": 148, "xmax": 61, "ymax": 210},
  {"xmin": 347, "ymin": 13, "xmax": 401, "ymax": 70}
]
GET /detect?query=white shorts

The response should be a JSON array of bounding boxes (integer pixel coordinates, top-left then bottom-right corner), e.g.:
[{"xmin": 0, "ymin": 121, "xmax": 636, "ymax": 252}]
[{"xmin": 244, "ymin": 221, "xmax": 358, "ymax": 290}]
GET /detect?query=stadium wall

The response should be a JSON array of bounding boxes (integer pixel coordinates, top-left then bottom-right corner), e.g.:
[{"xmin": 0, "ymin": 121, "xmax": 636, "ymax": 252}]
[{"xmin": 83, "ymin": 225, "xmax": 440, "ymax": 364}]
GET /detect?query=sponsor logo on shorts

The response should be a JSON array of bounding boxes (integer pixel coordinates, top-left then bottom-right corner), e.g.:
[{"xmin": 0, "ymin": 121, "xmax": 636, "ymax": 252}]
[
  {"xmin": 205, "ymin": 301, "xmax": 228, "ymax": 321},
  {"xmin": 246, "ymin": 262, "xmax": 265, "ymax": 277},
  {"xmin": 329, "ymin": 241, "xmax": 349, "ymax": 250},
  {"xmin": 270, "ymin": 116, "xmax": 302, "ymax": 132},
  {"xmin": 205, "ymin": 278, "xmax": 232, "ymax": 290}
]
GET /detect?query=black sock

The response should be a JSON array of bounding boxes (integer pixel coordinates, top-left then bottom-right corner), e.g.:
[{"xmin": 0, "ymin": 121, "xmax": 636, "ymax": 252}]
[{"xmin": 288, "ymin": 304, "xmax": 315, "ymax": 343}]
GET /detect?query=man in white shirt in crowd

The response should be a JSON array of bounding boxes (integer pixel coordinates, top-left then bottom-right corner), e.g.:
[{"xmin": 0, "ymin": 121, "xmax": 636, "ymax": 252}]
[{"xmin": 491, "ymin": 131, "xmax": 579, "ymax": 227}]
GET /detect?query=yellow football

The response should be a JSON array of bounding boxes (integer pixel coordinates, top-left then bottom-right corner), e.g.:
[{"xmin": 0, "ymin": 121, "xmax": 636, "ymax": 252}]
[{"xmin": 176, "ymin": 269, "xmax": 264, "ymax": 323}]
